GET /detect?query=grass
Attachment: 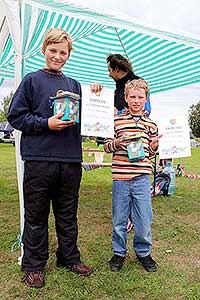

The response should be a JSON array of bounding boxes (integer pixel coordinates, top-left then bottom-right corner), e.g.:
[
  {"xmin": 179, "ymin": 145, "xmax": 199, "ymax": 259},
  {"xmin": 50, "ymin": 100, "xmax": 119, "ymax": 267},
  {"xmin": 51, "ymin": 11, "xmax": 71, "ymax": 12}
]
[{"xmin": 0, "ymin": 143, "xmax": 199, "ymax": 300}]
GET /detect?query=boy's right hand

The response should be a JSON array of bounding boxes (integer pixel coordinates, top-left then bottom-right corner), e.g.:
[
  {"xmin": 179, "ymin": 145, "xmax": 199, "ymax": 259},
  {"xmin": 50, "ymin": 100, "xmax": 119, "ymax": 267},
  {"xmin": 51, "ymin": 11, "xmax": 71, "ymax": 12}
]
[
  {"xmin": 115, "ymin": 135, "xmax": 129, "ymax": 150},
  {"xmin": 48, "ymin": 113, "xmax": 75, "ymax": 130}
]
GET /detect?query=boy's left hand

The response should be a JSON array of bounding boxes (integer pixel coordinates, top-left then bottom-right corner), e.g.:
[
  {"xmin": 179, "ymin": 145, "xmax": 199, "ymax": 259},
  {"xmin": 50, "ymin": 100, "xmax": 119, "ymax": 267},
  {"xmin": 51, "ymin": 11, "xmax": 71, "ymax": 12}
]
[
  {"xmin": 150, "ymin": 134, "xmax": 163, "ymax": 150},
  {"xmin": 48, "ymin": 113, "xmax": 76, "ymax": 130}
]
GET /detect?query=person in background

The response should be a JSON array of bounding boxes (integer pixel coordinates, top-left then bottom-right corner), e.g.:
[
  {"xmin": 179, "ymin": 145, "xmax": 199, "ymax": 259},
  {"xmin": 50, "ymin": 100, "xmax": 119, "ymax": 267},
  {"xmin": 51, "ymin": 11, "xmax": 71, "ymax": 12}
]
[
  {"xmin": 7, "ymin": 28, "xmax": 92, "ymax": 289},
  {"xmin": 91, "ymin": 53, "xmax": 151, "ymax": 115},
  {"xmin": 104, "ymin": 79, "xmax": 161, "ymax": 273}
]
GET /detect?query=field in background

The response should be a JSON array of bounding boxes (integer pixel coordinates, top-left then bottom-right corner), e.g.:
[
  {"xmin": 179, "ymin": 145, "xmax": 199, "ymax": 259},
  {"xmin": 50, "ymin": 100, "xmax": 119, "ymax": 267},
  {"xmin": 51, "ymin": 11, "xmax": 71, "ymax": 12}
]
[{"xmin": 0, "ymin": 143, "xmax": 199, "ymax": 300}]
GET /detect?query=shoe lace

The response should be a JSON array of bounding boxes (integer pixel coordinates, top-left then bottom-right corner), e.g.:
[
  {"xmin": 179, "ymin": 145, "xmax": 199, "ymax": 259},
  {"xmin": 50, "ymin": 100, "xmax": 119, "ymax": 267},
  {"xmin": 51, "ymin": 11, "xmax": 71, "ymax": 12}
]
[
  {"xmin": 35, "ymin": 271, "xmax": 44, "ymax": 279},
  {"xmin": 112, "ymin": 255, "xmax": 124, "ymax": 264},
  {"xmin": 142, "ymin": 255, "xmax": 155, "ymax": 265},
  {"xmin": 23, "ymin": 271, "xmax": 44, "ymax": 284}
]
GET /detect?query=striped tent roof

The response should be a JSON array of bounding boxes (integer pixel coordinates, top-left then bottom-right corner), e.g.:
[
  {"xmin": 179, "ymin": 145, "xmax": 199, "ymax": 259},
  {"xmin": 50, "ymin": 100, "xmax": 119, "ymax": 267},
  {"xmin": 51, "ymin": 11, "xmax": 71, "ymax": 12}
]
[{"xmin": 1, "ymin": 0, "xmax": 200, "ymax": 93}]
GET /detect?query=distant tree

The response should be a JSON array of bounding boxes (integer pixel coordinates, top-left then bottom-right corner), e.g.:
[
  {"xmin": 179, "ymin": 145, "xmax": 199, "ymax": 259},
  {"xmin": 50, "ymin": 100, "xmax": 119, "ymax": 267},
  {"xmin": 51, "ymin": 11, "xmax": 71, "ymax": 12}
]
[
  {"xmin": 0, "ymin": 91, "xmax": 13, "ymax": 122},
  {"xmin": 188, "ymin": 101, "xmax": 200, "ymax": 138}
]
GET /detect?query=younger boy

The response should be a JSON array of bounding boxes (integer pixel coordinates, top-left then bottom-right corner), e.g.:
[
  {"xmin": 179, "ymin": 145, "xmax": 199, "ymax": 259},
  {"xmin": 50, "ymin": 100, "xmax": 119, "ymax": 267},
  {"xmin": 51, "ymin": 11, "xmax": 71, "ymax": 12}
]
[
  {"xmin": 104, "ymin": 79, "xmax": 160, "ymax": 272},
  {"xmin": 7, "ymin": 28, "xmax": 92, "ymax": 288}
]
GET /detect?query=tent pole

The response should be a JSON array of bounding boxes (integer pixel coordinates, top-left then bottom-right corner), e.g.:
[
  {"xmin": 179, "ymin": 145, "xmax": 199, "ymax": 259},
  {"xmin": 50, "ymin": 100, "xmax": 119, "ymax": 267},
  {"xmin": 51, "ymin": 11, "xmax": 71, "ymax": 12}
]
[
  {"xmin": 153, "ymin": 154, "xmax": 157, "ymax": 196},
  {"xmin": 14, "ymin": 54, "xmax": 25, "ymax": 264},
  {"xmin": 2, "ymin": 0, "xmax": 24, "ymax": 264}
]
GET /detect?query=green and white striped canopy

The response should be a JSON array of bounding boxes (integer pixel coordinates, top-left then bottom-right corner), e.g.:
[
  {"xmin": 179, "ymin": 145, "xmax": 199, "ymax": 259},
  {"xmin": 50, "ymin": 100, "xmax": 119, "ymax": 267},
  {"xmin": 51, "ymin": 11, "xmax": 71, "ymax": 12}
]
[{"xmin": 1, "ymin": 0, "xmax": 200, "ymax": 93}]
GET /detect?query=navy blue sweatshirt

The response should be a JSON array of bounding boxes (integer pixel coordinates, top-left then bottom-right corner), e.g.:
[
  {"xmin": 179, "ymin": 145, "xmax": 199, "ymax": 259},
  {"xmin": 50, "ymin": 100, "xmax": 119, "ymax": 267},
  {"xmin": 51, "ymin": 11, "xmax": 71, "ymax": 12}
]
[{"xmin": 7, "ymin": 69, "xmax": 82, "ymax": 162}]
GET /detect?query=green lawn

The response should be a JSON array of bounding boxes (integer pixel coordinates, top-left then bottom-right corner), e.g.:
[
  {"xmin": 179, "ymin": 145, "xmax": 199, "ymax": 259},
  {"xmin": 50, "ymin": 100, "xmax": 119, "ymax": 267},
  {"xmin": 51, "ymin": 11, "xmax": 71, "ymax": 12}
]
[{"xmin": 0, "ymin": 143, "xmax": 199, "ymax": 300}]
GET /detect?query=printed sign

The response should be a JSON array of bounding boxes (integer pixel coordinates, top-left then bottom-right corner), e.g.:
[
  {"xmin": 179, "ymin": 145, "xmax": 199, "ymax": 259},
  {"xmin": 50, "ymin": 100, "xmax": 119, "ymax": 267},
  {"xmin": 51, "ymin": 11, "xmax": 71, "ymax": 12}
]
[
  {"xmin": 81, "ymin": 86, "xmax": 114, "ymax": 138},
  {"xmin": 158, "ymin": 115, "xmax": 191, "ymax": 159}
]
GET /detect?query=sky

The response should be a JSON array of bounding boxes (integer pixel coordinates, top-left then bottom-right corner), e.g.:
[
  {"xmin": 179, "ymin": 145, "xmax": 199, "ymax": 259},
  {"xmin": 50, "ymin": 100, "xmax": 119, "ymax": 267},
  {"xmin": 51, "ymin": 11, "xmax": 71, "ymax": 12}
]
[
  {"xmin": 0, "ymin": 79, "xmax": 14, "ymax": 109},
  {"xmin": 150, "ymin": 83, "xmax": 200, "ymax": 124}
]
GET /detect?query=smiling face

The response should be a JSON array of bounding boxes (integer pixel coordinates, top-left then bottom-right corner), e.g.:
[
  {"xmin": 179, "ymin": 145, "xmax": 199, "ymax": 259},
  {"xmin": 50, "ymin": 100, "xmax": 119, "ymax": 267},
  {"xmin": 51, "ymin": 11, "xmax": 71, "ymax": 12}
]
[
  {"xmin": 43, "ymin": 42, "xmax": 69, "ymax": 71},
  {"xmin": 125, "ymin": 87, "xmax": 147, "ymax": 115}
]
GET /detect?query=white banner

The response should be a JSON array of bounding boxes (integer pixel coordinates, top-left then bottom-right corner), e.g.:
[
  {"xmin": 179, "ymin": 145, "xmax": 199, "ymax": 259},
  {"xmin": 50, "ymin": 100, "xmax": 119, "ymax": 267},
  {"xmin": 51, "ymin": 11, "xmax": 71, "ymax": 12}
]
[
  {"xmin": 81, "ymin": 86, "xmax": 114, "ymax": 138},
  {"xmin": 158, "ymin": 115, "xmax": 191, "ymax": 159}
]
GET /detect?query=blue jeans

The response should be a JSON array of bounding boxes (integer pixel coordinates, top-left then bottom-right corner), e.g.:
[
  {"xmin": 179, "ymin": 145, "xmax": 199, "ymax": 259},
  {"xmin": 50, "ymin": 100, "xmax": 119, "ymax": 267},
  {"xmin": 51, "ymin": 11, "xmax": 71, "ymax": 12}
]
[{"xmin": 112, "ymin": 175, "xmax": 152, "ymax": 258}]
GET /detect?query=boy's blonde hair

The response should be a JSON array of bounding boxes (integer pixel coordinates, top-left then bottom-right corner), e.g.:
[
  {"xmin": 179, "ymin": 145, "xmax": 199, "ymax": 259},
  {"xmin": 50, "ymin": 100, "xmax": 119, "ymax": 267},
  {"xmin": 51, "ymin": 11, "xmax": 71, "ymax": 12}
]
[
  {"xmin": 42, "ymin": 28, "xmax": 73, "ymax": 56},
  {"xmin": 125, "ymin": 79, "xmax": 149, "ymax": 98}
]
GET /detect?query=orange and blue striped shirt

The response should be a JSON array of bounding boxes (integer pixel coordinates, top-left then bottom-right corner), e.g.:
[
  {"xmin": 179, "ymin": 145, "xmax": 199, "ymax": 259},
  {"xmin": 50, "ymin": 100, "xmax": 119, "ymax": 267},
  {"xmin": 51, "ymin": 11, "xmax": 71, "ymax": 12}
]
[{"xmin": 104, "ymin": 110, "xmax": 158, "ymax": 180}]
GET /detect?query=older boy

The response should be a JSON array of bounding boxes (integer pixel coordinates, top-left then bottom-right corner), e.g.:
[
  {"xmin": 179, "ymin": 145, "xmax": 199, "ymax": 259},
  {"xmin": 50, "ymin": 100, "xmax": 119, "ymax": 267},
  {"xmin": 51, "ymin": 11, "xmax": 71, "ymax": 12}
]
[
  {"xmin": 104, "ymin": 79, "xmax": 160, "ymax": 272},
  {"xmin": 7, "ymin": 28, "xmax": 92, "ymax": 288}
]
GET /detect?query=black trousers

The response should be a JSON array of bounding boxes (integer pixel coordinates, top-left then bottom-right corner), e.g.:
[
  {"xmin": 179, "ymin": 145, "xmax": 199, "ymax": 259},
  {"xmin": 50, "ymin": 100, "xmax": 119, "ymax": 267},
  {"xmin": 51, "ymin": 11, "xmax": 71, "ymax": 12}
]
[{"xmin": 22, "ymin": 161, "xmax": 82, "ymax": 271}]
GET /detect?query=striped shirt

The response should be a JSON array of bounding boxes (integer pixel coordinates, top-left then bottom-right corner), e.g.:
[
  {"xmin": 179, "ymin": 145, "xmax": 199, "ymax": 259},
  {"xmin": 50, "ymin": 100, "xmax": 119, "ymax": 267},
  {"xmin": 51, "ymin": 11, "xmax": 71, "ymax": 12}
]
[{"xmin": 104, "ymin": 110, "xmax": 158, "ymax": 180}]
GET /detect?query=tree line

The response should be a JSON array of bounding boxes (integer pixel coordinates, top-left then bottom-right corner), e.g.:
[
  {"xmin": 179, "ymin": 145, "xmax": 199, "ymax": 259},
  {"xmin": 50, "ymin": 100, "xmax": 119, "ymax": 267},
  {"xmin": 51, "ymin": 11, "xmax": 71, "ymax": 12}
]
[{"xmin": 0, "ymin": 91, "xmax": 200, "ymax": 138}]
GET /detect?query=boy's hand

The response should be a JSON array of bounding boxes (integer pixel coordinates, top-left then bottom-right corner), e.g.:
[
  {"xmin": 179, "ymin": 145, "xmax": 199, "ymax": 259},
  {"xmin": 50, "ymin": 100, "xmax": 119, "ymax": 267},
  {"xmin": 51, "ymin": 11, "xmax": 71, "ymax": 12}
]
[
  {"xmin": 48, "ymin": 113, "xmax": 75, "ymax": 130},
  {"xmin": 115, "ymin": 135, "xmax": 129, "ymax": 150},
  {"xmin": 150, "ymin": 134, "xmax": 163, "ymax": 150}
]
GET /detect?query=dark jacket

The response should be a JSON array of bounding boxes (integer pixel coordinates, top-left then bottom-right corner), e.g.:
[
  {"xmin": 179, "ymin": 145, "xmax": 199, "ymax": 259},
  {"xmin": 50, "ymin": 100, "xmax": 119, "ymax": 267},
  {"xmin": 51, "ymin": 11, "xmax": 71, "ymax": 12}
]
[{"xmin": 7, "ymin": 69, "xmax": 82, "ymax": 162}]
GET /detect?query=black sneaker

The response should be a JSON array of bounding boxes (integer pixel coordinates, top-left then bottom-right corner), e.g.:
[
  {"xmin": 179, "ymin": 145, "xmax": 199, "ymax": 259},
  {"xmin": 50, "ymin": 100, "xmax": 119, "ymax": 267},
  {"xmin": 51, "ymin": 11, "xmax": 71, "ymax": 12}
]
[
  {"xmin": 137, "ymin": 254, "xmax": 158, "ymax": 272},
  {"xmin": 109, "ymin": 254, "xmax": 125, "ymax": 272}
]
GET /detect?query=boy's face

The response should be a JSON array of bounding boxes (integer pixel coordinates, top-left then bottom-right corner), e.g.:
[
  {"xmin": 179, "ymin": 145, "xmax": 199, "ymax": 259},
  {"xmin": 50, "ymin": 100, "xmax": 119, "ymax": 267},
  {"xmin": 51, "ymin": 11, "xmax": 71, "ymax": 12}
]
[
  {"xmin": 43, "ymin": 42, "xmax": 69, "ymax": 71},
  {"xmin": 125, "ymin": 87, "xmax": 147, "ymax": 115}
]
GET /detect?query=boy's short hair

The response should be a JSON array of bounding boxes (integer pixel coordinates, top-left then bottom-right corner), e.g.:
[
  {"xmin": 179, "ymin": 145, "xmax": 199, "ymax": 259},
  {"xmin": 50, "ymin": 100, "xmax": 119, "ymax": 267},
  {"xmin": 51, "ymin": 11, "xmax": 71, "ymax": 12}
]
[
  {"xmin": 125, "ymin": 79, "xmax": 149, "ymax": 97},
  {"xmin": 42, "ymin": 28, "xmax": 73, "ymax": 55}
]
